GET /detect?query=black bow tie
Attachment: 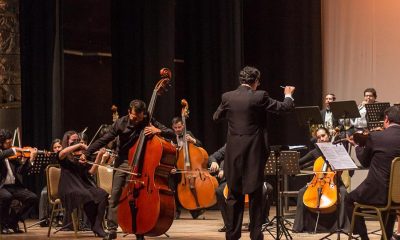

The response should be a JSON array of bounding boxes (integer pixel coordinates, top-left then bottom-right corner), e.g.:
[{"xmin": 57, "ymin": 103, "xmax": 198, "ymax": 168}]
[{"xmin": 326, "ymin": 109, "xmax": 331, "ymax": 113}]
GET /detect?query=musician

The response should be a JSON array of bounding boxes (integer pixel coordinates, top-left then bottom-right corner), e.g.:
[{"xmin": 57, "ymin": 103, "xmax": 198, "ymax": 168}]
[
  {"xmin": 82, "ymin": 99, "xmax": 174, "ymax": 240},
  {"xmin": 57, "ymin": 132, "xmax": 108, "ymax": 237},
  {"xmin": 170, "ymin": 116, "xmax": 204, "ymax": 219},
  {"xmin": 208, "ymin": 144, "xmax": 273, "ymax": 233},
  {"xmin": 38, "ymin": 138, "xmax": 63, "ymax": 227},
  {"xmin": 0, "ymin": 129, "xmax": 38, "ymax": 234},
  {"xmin": 213, "ymin": 66, "xmax": 295, "ymax": 240},
  {"xmin": 293, "ymin": 127, "xmax": 350, "ymax": 233},
  {"xmin": 171, "ymin": 116, "xmax": 202, "ymax": 148},
  {"xmin": 321, "ymin": 93, "xmax": 339, "ymax": 133},
  {"xmin": 351, "ymin": 88, "xmax": 377, "ymax": 130},
  {"xmin": 345, "ymin": 106, "xmax": 400, "ymax": 240}
]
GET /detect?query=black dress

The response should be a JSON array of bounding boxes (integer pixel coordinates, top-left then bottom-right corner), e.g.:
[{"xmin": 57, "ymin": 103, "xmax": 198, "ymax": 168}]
[{"xmin": 58, "ymin": 154, "xmax": 108, "ymax": 231}]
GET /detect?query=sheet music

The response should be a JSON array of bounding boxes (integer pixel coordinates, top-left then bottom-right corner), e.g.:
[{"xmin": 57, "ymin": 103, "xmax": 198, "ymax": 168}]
[{"xmin": 316, "ymin": 143, "xmax": 358, "ymax": 171}]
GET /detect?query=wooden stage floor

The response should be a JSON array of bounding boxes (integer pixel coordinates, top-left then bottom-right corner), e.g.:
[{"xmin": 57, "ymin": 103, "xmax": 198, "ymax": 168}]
[{"xmin": 0, "ymin": 209, "xmax": 390, "ymax": 239}]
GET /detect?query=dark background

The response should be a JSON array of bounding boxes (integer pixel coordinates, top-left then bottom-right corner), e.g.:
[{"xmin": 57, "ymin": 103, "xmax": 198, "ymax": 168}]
[{"xmin": 19, "ymin": 0, "xmax": 322, "ymax": 197}]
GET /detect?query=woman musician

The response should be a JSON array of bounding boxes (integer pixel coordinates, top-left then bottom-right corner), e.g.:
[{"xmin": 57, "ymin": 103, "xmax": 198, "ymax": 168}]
[
  {"xmin": 293, "ymin": 127, "xmax": 350, "ymax": 233},
  {"xmin": 57, "ymin": 130, "xmax": 108, "ymax": 237}
]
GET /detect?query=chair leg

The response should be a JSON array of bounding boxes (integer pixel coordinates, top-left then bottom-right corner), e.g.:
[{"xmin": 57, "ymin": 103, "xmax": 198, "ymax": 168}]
[
  {"xmin": 71, "ymin": 208, "xmax": 78, "ymax": 238},
  {"xmin": 348, "ymin": 206, "xmax": 358, "ymax": 240},
  {"xmin": 48, "ymin": 204, "xmax": 56, "ymax": 237},
  {"xmin": 377, "ymin": 211, "xmax": 387, "ymax": 240},
  {"xmin": 22, "ymin": 220, "xmax": 27, "ymax": 233}
]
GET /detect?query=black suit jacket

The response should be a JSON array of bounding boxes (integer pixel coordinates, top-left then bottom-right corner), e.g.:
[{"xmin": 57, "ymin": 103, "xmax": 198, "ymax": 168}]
[
  {"xmin": 213, "ymin": 85, "xmax": 294, "ymax": 193},
  {"xmin": 320, "ymin": 108, "xmax": 339, "ymax": 127},
  {"xmin": 0, "ymin": 148, "xmax": 32, "ymax": 189},
  {"xmin": 171, "ymin": 130, "xmax": 202, "ymax": 148},
  {"xmin": 85, "ymin": 115, "xmax": 175, "ymax": 168},
  {"xmin": 352, "ymin": 124, "xmax": 400, "ymax": 205}
]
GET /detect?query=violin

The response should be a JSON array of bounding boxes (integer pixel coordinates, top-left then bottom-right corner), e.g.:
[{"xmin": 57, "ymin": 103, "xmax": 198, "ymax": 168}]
[
  {"xmin": 345, "ymin": 127, "xmax": 384, "ymax": 147},
  {"xmin": 8, "ymin": 146, "xmax": 44, "ymax": 160}
]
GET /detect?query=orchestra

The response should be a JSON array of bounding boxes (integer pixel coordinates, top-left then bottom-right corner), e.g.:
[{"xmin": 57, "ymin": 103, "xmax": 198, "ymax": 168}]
[{"xmin": 1, "ymin": 67, "xmax": 400, "ymax": 240}]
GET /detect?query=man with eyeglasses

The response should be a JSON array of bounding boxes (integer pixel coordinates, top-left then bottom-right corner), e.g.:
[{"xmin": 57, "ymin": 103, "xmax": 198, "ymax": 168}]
[{"xmin": 352, "ymin": 88, "xmax": 378, "ymax": 130}]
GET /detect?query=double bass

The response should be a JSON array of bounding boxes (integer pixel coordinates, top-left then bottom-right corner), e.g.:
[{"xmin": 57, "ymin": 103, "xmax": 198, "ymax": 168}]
[
  {"xmin": 117, "ymin": 68, "xmax": 176, "ymax": 236},
  {"xmin": 176, "ymin": 99, "xmax": 218, "ymax": 210}
]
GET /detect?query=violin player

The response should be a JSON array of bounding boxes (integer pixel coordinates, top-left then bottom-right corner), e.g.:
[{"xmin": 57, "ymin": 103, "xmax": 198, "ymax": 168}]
[
  {"xmin": 82, "ymin": 99, "xmax": 174, "ymax": 240},
  {"xmin": 0, "ymin": 129, "xmax": 38, "ymax": 234},
  {"xmin": 57, "ymin": 131, "xmax": 108, "ymax": 237},
  {"xmin": 345, "ymin": 106, "xmax": 400, "ymax": 240}
]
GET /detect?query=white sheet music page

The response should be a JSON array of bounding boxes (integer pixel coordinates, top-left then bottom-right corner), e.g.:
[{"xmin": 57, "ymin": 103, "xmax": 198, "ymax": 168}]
[{"xmin": 316, "ymin": 143, "xmax": 358, "ymax": 171}]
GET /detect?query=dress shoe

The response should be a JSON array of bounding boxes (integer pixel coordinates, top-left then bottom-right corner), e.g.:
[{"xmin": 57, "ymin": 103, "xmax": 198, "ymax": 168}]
[
  {"xmin": 1, "ymin": 227, "xmax": 12, "ymax": 234},
  {"xmin": 103, "ymin": 229, "xmax": 117, "ymax": 240},
  {"xmin": 190, "ymin": 209, "xmax": 206, "ymax": 219},
  {"xmin": 8, "ymin": 223, "xmax": 24, "ymax": 233},
  {"xmin": 136, "ymin": 234, "xmax": 145, "ymax": 240},
  {"xmin": 392, "ymin": 233, "xmax": 400, "ymax": 240},
  {"xmin": 175, "ymin": 210, "xmax": 181, "ymax": 220},
  {"xmin": 218, "ymin": 225, "xmax": 227, "ymax": 232},
  {"xmin": 93, "ymin": 229, "xmax": 106, "ymax": 238}
]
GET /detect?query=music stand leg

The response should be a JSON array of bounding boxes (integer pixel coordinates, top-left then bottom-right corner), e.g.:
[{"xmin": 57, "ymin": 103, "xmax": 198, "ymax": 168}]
[
  {"xmin": 262, "ymin": 154, "xmax": 293, "ymax": 240},
  {"xmin": 319, "ymin": 175, "xmax": 350, "ymax": 240}
]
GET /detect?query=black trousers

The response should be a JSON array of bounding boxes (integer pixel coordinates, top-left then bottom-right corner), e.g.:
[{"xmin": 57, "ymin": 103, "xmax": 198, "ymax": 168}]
[
  {"xmin": 225, "ymin": 185, "xmax": 265, "ymax": 240},
  {"xmin": 0, "ymin": 184, "xmax": 38, "ymax": 226}
]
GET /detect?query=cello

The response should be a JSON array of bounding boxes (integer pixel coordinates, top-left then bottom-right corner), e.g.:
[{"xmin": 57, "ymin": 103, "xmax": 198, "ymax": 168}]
[
  {"xmin": 176, "ymin": 99, "xmax": 218, "ymax": 210},
  {"xmin": 303, "ymin": 156, "xmax": 337, "ymax": 214},
  {"xmin": 117, "ymin": 68, "xmax": 176, "ymax": 236}
]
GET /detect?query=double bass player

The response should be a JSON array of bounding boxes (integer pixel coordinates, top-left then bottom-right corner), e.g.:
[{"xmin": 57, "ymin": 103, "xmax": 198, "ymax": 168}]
[{"xmin": 82, "ymin": 99, "xmax": 174, "ymax": 240}]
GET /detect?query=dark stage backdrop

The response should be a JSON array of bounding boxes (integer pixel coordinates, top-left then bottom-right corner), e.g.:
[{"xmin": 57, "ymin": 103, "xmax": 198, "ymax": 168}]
[
  {"xmin": 111, "ymin": 0, "xmax": 176, "ymax": 126},
  {"xmin": 242, "ymin": 0, "xmax": 323, "ymax": 147},
  {"xmin": 19, "ymin": 0, "xmax": 322, "ymax": 166}
]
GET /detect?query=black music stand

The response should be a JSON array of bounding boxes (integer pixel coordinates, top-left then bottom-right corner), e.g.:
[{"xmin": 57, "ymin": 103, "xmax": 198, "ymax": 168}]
[
  {"xmin": 295, "ymin": 106, "xmax": 323, "ymax": 135},
  {"xmin": 27, "ymin": 152, "xmax": 58, "ymax": 228},
  {"xmin": 329, "ymin": 101, "xmax": 360, "ymax": 137},
  {"xmin": 365, "ymin": 102, "xmax": 390, "ymax": 130},
  {"xmin": 316, "ymin": 143, "xmax": 358, "ymax": 240},
  {"xmin": 263, "ymin": 149, "xmax": 300, "ymax": 240},
  {"xmin": 29, "ymin": 152, "xmax": 58, "ymax": 175}
]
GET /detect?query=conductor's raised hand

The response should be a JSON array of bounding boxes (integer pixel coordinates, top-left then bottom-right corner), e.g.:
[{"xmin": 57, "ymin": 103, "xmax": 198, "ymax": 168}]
[{"xmin": 283, "ymin": 86, "xmax": 295, "ymax": 95}]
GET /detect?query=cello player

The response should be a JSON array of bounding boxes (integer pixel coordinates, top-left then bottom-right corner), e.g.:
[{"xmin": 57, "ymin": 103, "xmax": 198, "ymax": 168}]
[
  {"xmin": 82, "ymin": 99, "xmax": 174, "ymax": 240},
  {"xmin": 293, "ymin": 127, "xmax": 350, "ymax": 233},
  {"xmin": 170, "ymin": 116, "xmax": 205, "ymax": 220}
]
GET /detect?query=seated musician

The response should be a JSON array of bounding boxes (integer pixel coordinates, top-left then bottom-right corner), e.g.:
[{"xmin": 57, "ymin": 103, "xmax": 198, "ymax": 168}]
[
  {"xmin": 293, "ymin": 127, "xmax": 349, "ymax": 233},
  {"xmin": 170, "ymin": 116, "xmax": 204, "ymax": 219},
  {"xmin": 57, "ymin": 130, "xmax": 109, "ymax": 238},
  {"xmin": 0, "ymin": 129, "xmax": 39, "ymax": 234},
  {"xmin": 351, "ymin": 88, "xmax": 377, "ymax": 131},
  {"xmin": 209, "ymin": 144, "xmax": 273, "ymax": 232},
  {"xmin": 345, "ymin": 106, "xmax": 400, "ymax": 240}
]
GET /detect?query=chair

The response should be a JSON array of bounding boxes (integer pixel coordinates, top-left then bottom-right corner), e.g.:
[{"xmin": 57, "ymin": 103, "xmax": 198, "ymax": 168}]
[
  {"xmin": 348, "ymin": 157, "xmax": 400, "ymax": 240},
  {"xmin": 96, "ymin": 165, "xmax": 113, "ymax": 228},
  {"xmin": 46, "ymin": 164, "xmax": 79, "ymax": 238},
  {"xmin": 97, "ymin": 165, "xmax": 113, "ymax": 195}
]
